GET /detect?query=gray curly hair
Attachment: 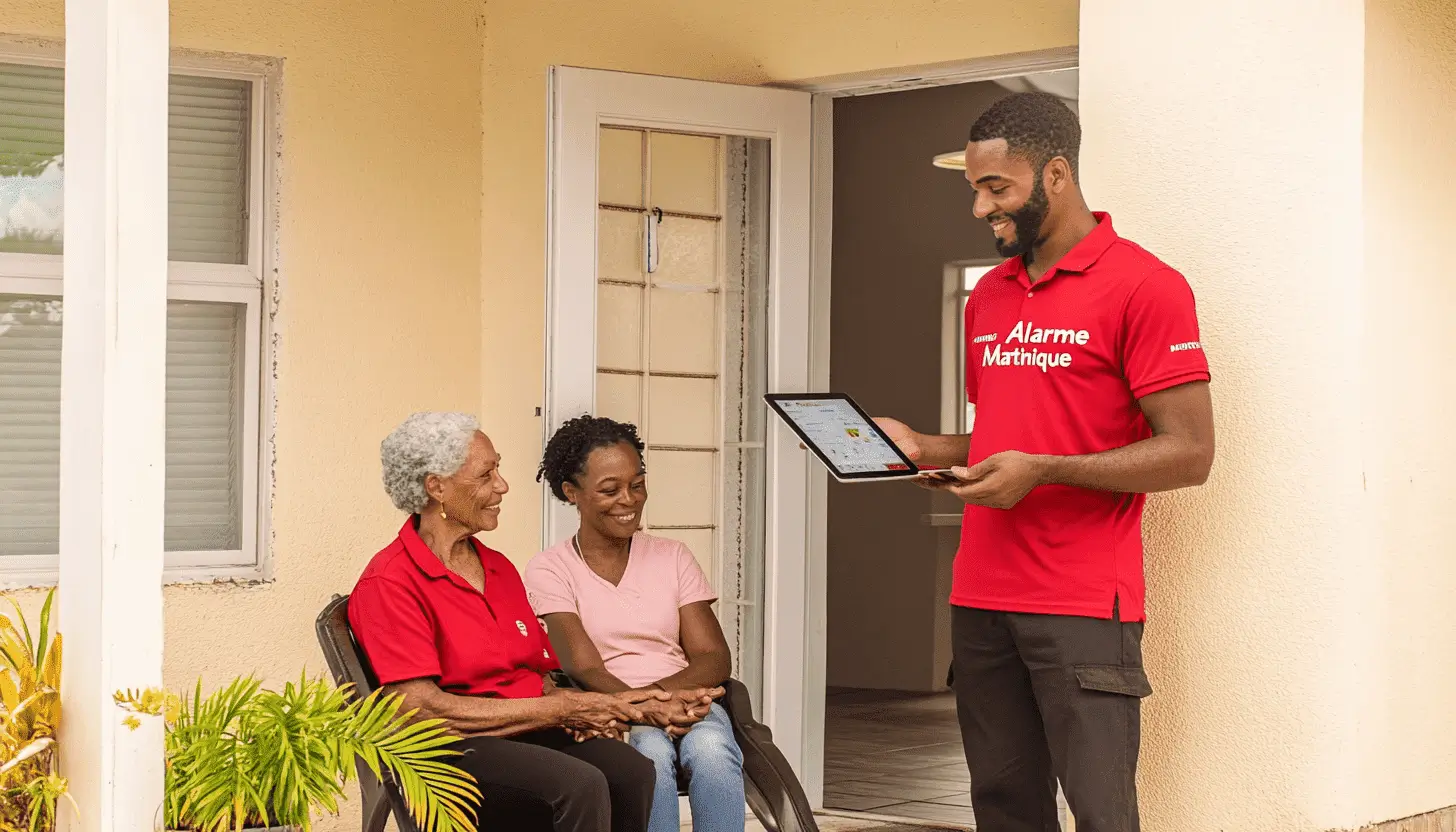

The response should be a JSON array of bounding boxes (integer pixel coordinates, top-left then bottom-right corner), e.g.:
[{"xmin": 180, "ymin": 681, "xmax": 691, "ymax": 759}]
[{"xmin": 381, "ymin": 411, "xmax": 481, "ymax": 513}]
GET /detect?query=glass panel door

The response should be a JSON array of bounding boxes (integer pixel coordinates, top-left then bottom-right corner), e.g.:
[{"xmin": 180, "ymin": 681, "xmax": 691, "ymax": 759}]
[
  {"xmin": 593, "ymin": 127, "xmax": 771, "ymax": 704},
  {"xmin": 544, "ymin": 65, "xmax": 812, "ymax": 780}
]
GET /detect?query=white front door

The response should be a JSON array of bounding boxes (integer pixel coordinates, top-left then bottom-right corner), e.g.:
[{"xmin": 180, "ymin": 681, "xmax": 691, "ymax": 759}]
[{"xmin": 543, "ymin": 67, "xmax": 815, "ymax": 780}]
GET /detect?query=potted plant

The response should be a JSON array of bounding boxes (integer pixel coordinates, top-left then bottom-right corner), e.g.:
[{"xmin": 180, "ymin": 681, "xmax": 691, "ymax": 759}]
[
  {"xmin": 116, "ymin": 674, "xmax": 480, "ymax": 832},
  {"xmin": 0, "ymin": 588, "xmax": 67, "ymax": 832}
]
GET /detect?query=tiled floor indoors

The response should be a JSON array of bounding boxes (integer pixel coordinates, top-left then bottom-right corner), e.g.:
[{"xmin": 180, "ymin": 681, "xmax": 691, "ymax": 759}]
[{"xmin": 822, "ymin": 687, "xmax": 976, "ymax": 828}]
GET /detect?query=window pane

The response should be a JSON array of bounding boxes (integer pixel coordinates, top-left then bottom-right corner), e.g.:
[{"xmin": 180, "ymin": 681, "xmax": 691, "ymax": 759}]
[
  {"xmin": 963, "ymin": 264, "xmax": 993, "ymax": 290},
  {"xmin": 169, "ymin": 75, "xmax": 251, "ymax": 264},
  {"xmin": 0, "ymin": 296, "xmax": 61, "ymax": 555},
  {"xmin": 648, "ymin": 288, "xmax": 717, "ymax": 375},
  {"xmin": 654, "ymin": 216, "xmax": 718, "ymax": 287},
  {"xmin": 0, "ymin": 65, "xmax": 252, "ymax": 263},
  {"xmin": 646, "ymin": 375, "xmax": 716, "ymax": 447},
  {"xmin": 648, "ymin": 132, "xmax": 718, "ymax": 216},
  {"xmin": 0, "ymin": 65, "xmax": 63, "ymax": 255},
  {"xmin": 0, "ymin": 295, "xmax": 247, "ymax": 558},
  {"xmin": 645, "ymin": 449, "xmax": 716, "ymax": 527},
  {"xmin": 165, "ymin": 301, "xmax": 245, "ymax": 551},
  {"xmin": 596, "ymin": 283, "xmax": 643, "ymax": 371},
  {"xmin": 598, "ymin": 128, "xmax": 644, "ymax": 208},
  {"xmin": 957, "ymin": 266, "xmax": 995, "ymax": 433},
  {"xmin": 596, "ymin": 371, "xmax": 641, "ymax": 425}
]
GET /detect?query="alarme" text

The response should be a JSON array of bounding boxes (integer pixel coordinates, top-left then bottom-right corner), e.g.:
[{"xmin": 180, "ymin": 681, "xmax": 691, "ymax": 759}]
[{"xmin": 981, "ymin": 320, "xmax": 1092, "ymax": 372}]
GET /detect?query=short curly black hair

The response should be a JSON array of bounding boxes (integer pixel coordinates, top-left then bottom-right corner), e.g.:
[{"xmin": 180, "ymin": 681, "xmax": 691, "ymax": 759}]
[
  {"xmin": 537, "ymin": 415, "xmax": 646, "ymax": 502},
  {"xmin": 968, "ymin": 92, "xmax": 1081, "ymax": 179}
]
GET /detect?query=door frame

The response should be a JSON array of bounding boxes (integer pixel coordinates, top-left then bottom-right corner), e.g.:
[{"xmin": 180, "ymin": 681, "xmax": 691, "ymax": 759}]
[
  {"xmin": 786, "ymin": 45, "xmax": 1078, "ymax": 810},
  {"xmin": 542, "ymin": 65, "xmax": 815, "ymax": 772}
]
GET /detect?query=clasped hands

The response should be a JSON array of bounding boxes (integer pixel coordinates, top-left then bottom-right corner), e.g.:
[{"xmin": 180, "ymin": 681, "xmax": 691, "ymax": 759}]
[{"xmin": 555, "ymin": 685, "xmax": 723, "ymax": 743}]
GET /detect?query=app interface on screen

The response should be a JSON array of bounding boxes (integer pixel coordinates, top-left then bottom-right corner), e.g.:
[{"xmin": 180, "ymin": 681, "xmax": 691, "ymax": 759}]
[{"xmin": 781, "ymin": 399, "xmax": 910, "ymax": 474}]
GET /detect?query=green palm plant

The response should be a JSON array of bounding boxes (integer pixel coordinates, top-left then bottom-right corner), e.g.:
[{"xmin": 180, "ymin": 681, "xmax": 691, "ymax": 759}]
[
  {"xmin": 0, "ymin": 588, "xmax": 67, "ymax": 832},
  {"xmin": 116, "ymin": 675, "xmax": 480, "ymax": 832}
]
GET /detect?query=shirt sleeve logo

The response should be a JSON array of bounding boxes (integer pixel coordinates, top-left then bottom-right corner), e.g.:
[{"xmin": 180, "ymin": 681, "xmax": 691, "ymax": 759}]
[
  {"xmin": 1169, "ymin": 341, "xmax": 1202, "ymax": 353},
  {"xmin": 515, "ymin": 619, "xmax": 529, "ymax": 637}
]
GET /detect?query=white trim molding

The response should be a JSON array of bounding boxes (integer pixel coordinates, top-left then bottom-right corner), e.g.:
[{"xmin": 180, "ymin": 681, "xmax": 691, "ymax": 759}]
[{"xmin": 785, "ymin": 46, "xmax": 1078, "ymax": 97}]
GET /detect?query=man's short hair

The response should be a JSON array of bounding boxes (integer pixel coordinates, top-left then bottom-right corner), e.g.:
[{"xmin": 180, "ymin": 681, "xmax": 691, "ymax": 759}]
[{"xmin": 968, "ymin": 92, "xmax": 1081, "ymax": 179}]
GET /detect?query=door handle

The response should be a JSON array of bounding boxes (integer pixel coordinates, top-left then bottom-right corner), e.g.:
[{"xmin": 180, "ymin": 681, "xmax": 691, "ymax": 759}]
[{"xmin": 645, "ymin": 206, "xmax": 663, "ymax": 274}]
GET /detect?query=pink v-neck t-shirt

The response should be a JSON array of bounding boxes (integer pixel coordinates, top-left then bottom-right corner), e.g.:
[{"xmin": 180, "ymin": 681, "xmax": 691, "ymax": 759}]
[{"xmin": 524, "ymin": 533, "xmax": 717, "ymax": 690}]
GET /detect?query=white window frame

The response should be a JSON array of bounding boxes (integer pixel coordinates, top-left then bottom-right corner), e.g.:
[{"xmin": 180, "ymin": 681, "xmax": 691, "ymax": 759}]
[
  {"xmin": 0, "ymin": 37, "xmax": 280, "ymax": 587},
  {"xmin": 940, "ymin": 261, "xmax": 999, "ymax": 436}
]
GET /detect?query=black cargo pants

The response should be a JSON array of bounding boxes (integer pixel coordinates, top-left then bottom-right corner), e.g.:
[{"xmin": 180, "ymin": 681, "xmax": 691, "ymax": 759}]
[{"xmin": 951, "ymin": 601, "xmax": 1151, "ymax": 832}]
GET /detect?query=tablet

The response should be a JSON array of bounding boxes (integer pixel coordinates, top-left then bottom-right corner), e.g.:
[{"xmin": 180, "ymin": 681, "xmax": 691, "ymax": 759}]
[{"xmin": 764, "ymin": 393, "xmax": 921, "ymax": 482}]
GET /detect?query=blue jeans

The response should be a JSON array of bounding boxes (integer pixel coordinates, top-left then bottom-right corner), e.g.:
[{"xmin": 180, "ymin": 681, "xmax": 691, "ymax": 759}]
[{"xmin": 629, "ymin": 703, "xmax": 745, "ymax": 832}]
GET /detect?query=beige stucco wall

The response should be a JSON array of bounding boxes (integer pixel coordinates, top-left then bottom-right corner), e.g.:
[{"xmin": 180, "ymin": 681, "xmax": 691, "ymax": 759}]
[
  {"xmin": 1079, "ymin": 0, "xmax": 1367, "ymax": 829},
  {"xmin": 1083, "ymin": 0, "xmax": 1454, "ymax": 829},
  {"xmin": 1360, "ymin": 0, "xmax": 1456, "ymax": 825},
  {"xmin": 478, "ymin": 0, "xmax": 1081, "ymax": 564}
]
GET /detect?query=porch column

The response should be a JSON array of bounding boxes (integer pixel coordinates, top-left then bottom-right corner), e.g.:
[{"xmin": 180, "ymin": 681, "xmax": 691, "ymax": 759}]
[
  {"xmin": 1077, "ymin": 1, "xmax": 1367, "ymax": 830},
  {"xmin": 58, "ymin": 0, "xmax": 169, "ymax": 828}
]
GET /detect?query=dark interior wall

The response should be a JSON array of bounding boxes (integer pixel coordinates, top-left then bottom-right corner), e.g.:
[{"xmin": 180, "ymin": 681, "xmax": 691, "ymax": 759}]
[{"xmin": 827, "ymin": 80, "xmax": 1005, "ymax": 691}]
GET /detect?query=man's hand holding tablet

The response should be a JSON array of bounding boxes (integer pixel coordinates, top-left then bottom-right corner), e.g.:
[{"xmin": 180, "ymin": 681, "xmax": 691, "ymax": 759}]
[
  {"xmin": 913, "ymin": 451, "xmax": 1044, "ymax": 510},
  {"xmin": 863, "ymin": 414, "xmax": 1042, "ymax": 510}
]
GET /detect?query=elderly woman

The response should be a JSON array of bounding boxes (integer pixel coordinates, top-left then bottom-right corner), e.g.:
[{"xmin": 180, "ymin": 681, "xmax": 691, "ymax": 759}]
[
  {"xmin": 525, "ymin": 416, "xmax": 746, "ymax": 832},
  {"xmin": 349, "ymin": 411, "xmax": 668, "ymax": 832}
]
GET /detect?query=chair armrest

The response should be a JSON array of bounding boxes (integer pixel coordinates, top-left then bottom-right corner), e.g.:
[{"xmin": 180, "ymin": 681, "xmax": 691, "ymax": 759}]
[
  {"xmin": 718, "ymin": 679, "xmax": 819, "ymax": 832},
  {"xmin": 549, "ymin": 669, "xmax": 583, "ymax": 691}
]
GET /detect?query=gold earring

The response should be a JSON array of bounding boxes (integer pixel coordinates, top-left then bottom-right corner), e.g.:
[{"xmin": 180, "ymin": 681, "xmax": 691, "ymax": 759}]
[{"xmin": 440, "ymin": 508, "xmax": 448, "ymax": 521}]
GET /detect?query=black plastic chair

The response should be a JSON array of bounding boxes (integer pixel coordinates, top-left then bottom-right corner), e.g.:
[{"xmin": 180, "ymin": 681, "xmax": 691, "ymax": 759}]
[{"xmin": 315, "ymin": 594, "xmax": 819, "ymax": 832}]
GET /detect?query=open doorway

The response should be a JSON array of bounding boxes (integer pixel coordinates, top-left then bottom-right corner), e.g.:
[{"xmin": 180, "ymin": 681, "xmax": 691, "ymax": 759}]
[{"xmin": 821, "ymin": 68, "xmax": 1078, "ymax": 828}]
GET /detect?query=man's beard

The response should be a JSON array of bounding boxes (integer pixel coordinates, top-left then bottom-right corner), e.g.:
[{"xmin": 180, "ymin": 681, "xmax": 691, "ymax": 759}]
[{"xmin": 991, "ymin": 179, "xmax": 1050, "ymax": 261}]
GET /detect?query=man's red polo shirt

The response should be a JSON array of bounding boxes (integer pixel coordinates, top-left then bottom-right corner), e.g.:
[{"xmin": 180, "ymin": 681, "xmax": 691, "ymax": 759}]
[
  {"xmin": 348, "ymin": 518, "xmax": 560, "ymax": 698},
  {"xmin": 956, "ymin": 213, "xmax": 1210, "ymax": 621}
]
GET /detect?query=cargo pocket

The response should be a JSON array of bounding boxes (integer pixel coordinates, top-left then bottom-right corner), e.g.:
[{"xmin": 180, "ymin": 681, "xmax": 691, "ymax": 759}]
[{"xmin": 1073, "ymin": 664, "xmax": 1153, "ymax": 698}]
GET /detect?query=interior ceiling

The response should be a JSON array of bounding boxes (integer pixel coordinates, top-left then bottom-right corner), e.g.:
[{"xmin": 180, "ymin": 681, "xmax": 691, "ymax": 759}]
[
  {"xmin": 933, "ymin": 68, "xmax": 1079, "ymax": 169},
  {"xmin": 993, "ymin": 68, "xmax": 1079, "ymax": 111}
]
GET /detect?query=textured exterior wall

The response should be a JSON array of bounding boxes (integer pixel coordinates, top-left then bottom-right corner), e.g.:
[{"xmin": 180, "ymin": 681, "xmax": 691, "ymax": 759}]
[
  {"xmin": 1359, "ymin": 0, "xmax": 1456, "ymax": 825},
  {"xmin": 1079, "ymin": 1, "xmax": 1370, "ymax": 830}
]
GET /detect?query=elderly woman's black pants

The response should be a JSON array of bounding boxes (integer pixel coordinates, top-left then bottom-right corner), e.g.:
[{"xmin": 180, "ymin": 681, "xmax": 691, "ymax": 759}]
[{"xmin": 449, "ymin": 730, "xmax": 656, "ymax": 832}]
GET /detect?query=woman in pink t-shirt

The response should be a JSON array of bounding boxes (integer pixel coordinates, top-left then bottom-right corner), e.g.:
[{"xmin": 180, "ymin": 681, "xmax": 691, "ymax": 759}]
[{"xmin": 524, "ymin": 416, "xmax": 746, "ymax": 832}]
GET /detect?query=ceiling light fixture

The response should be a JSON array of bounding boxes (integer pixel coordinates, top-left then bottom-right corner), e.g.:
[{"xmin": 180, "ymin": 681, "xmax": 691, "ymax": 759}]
[{"xmin": 932, "ymin": 150, "xmax": 965, "ymax": 170}]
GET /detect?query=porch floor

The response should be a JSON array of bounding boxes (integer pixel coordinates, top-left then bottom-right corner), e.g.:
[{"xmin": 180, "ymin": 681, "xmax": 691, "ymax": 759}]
[
  {"xmin": 747, "ymin": 819, "xmax": 962, "ymax": 832},
  {"xmin": 821, "ymin": 688, "xmax": 975, "ymax": 828}
]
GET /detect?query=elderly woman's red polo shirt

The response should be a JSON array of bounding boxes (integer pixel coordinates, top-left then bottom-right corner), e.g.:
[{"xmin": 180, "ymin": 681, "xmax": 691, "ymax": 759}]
[{"xmin": 349, "ymin": 518, "xmax": 560, "ymax": 698}]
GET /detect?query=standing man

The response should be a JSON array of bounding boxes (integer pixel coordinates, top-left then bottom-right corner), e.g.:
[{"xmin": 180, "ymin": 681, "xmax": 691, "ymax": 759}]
[{"xmin": 878, "ymin": 93, "xmax": 1215, "ymax": 832}]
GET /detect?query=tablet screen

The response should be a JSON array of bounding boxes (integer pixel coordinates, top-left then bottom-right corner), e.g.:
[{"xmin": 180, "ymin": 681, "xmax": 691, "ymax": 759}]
[{"xmin": 765, "ymin": 394, "xmax": 919, "ymax": 480}]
